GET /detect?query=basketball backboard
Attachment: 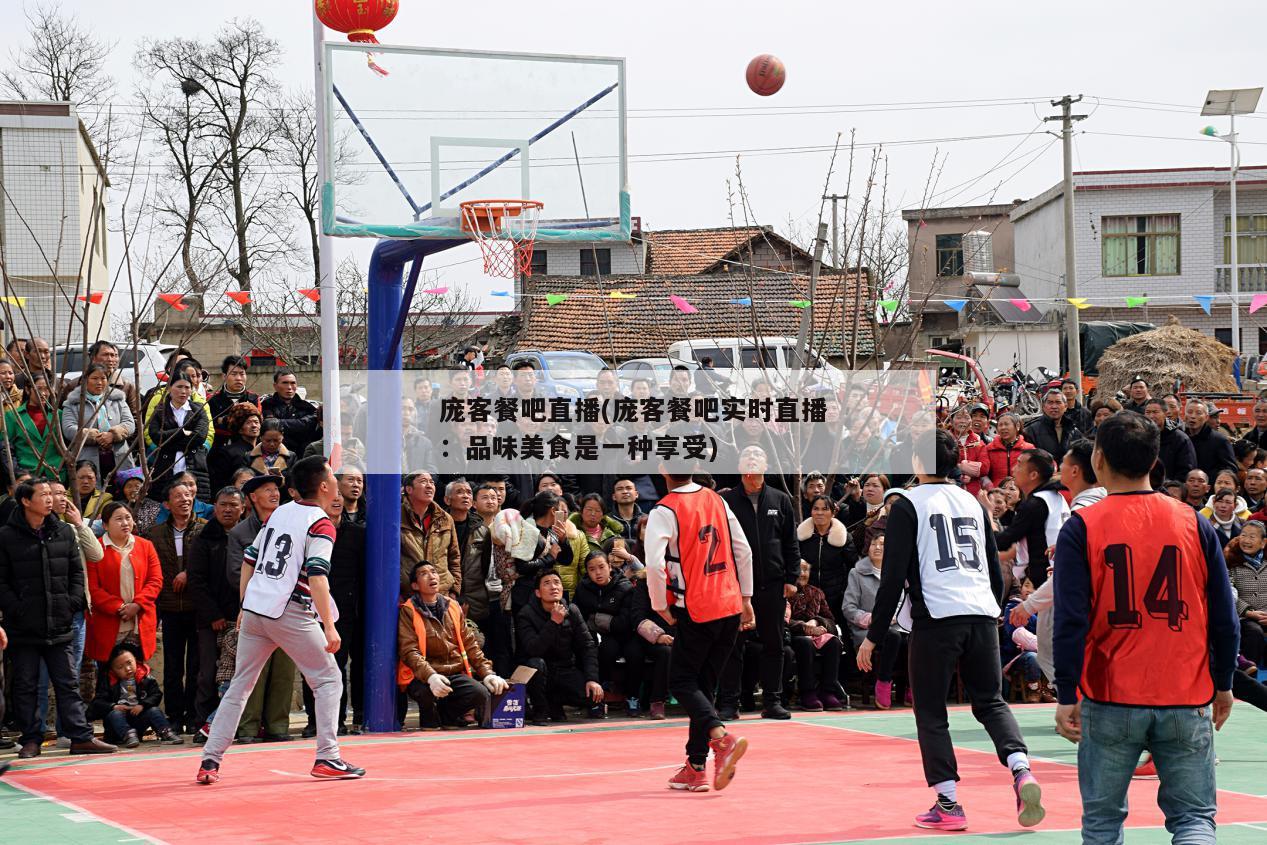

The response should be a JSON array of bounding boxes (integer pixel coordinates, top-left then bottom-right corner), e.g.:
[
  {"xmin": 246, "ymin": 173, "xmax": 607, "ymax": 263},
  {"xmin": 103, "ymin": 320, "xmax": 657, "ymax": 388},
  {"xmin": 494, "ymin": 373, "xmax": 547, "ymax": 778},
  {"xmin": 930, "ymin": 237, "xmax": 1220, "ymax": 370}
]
[{"xmin": 321, "ymin": 43, "xmax": 629, "ymax": 243}]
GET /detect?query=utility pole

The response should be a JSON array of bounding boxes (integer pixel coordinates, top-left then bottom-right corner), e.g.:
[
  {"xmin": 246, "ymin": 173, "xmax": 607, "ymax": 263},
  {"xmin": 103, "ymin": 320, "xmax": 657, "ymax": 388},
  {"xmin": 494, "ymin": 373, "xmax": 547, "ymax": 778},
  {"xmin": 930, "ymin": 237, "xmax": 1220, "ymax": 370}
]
[
  {"xmin": 793, "ymin": 221, "xmax": 829, "ymax": 383},
  {"xmin": 1046, "ymin": 95, "xmax": 1088, "ymax": 400},
  {"xmin": 823, "ymin": 194, "xmax": 847, "ymax": 269}
]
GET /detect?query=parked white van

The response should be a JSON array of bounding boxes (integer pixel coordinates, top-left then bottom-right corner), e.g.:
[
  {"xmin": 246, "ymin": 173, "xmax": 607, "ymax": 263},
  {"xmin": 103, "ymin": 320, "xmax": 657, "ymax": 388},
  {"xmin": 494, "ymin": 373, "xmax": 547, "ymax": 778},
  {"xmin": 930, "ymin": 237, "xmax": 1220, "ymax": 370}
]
[{"xmin": 666, "ymin": 336, "xmax": 843, "ymax": 395}]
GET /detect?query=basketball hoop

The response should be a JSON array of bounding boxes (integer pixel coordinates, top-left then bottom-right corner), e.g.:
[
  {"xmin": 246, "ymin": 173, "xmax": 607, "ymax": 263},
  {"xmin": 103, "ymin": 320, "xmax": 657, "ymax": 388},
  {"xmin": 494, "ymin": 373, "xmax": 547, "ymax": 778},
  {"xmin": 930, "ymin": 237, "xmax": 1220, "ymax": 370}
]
[{"xmin": 460, "ymin": 200, "xmax": 544, "ymax": 279}]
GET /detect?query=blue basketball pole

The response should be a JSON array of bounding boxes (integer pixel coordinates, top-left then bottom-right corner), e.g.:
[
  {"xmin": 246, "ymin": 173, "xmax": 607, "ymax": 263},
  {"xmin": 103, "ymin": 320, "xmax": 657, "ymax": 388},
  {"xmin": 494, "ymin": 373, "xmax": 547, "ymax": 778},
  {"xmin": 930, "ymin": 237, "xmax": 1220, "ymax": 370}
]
[{"xmin": 363, "ymin": 237, "xmax": 463, "ymax": 732}]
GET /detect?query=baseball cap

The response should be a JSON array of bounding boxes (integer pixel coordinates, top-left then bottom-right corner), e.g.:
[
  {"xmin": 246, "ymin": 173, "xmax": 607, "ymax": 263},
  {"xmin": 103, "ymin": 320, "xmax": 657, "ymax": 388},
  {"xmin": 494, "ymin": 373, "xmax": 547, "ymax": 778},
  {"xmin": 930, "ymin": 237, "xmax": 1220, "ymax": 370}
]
[
  {"xmin": 969, "ymin": 402, "xmax": 990, "ymax": 415},
  {"xmin": 1207, "ymin": 403, "xmax": 1223, "ymax": 417}
]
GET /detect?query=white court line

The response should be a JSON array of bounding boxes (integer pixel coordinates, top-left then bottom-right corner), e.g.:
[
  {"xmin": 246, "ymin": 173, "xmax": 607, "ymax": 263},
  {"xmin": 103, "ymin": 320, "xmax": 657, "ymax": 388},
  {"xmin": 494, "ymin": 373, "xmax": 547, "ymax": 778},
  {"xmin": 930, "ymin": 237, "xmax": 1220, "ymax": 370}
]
[
  {"xmin": 2, "ymin": 776, "xmax": 170, "ymax": 845},
  {"xmin": 268, "ymin": 763, "xmax": 680, "ymax": 782}
]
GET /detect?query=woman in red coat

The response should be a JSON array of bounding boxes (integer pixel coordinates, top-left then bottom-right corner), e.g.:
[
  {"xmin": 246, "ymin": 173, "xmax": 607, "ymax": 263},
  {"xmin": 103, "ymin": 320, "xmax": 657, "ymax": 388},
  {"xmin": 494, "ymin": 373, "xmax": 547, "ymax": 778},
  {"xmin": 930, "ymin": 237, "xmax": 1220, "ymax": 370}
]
[
  {"xmin": 948, "ymin": 407, "xmax": 988, "ymax": 495},
  {"xmin": 983, "ymin": 412, "xmax": 1033, "ymax": 489},
  {"xmin": 86, "ymin": 501, "xmax": 164, "ymax": 663}
]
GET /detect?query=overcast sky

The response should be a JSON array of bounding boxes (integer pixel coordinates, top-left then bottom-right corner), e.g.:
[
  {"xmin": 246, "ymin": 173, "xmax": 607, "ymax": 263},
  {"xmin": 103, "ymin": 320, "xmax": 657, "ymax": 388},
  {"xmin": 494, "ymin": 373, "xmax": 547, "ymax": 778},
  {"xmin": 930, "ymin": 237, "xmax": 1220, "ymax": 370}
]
[{"xmin": 5, "ymin": 0, "xmax": 1266, "ymax": 312}]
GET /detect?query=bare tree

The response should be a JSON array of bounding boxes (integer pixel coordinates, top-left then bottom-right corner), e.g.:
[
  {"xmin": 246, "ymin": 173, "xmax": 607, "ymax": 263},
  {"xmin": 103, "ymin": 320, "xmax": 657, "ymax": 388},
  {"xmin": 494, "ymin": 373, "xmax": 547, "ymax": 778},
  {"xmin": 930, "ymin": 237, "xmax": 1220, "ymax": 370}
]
[{"xmin": 137, "ymin": 19, "xmax": 289, "ymax": 297}]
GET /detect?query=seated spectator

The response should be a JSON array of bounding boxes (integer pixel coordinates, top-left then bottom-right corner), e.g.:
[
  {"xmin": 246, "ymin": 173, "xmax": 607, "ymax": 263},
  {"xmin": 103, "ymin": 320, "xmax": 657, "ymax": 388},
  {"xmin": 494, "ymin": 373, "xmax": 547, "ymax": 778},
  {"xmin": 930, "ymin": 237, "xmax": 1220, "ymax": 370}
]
[
  {"xmin": 609, "ymin": 477, "xmax": 644, "ymax": 542},
  {"xmin": 797, "ymin": 494, "xmax": 857, "ymax": 624},
  {"xmin": 207, "ymin": 402, "xmax": 261, "ymax": 494},
  {"xmin": 1001, "ymin": 579, "xmax": 1050, "ymax": 703},
  {"xmin": 397, "ymin": 561, "xmax": 507, "ymax": 730},
  {"xmin": 1203, "ymin": 489, "xmax": 1244, "ymax": 546},
  {"xmin": 570, "ymin": 493, "xmax": 622, "ymax": 554},
  {"xmin": 844, "ymin": 534, "xmax": 907, "ymax": 709},
  {"xmin": 72, "ymin": 461, "xmax": 111, "ymax": 523},
  {"xmin": 88, "ymin": 642, "xmax": 182, "ymax": 747},
  {"xmin": 515, "ymin": 568, "xmax": 603, "ymax": 724},
  {"xmin": 61, "ymin": 363, "xmax": 136, "ymax": 484},
  {"xmin": 493, "ymin": 492, "xmax": 559, "ymax": 613},
  {"xmin": 621, "ymin": 565, "xmax": 673, "ymax": 719},
  {"xmin": 787, "ymin": 561, "xmax": 846, "ymax": 711},
  {"xmin": 247, "ymin": 419, "xmax": 293, "ymax": 480},
  {"xmin": 549, "ymin": 495, "xmax": 588, "ymax": 596},
  {"xmin": 603, "ymin": 535, "xmax": 644, "ymax": 578},
  {"xmin": 86, "ymin": 502, "xmax": 164, "ymax": 666},
  {"xmin": 574, "ymin": 551, "xmax": 636, "ymax": 715},
  {"xmin": 1226, "ymin": 519, "xmax": 1267, "ymax": 669}
]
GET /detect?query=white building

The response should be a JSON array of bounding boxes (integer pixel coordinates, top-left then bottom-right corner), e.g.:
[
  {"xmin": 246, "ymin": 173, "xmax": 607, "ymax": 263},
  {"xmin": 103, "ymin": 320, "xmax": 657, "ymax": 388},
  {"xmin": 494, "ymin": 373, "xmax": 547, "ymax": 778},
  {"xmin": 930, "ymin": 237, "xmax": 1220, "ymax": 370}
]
[
  {"xmin": 1011, "ymin": 165, "xmax": 1267, "ymax": 352},
  {"xmin": 0, "ymin": 101, "xmax": 110, "ymax": 346}
]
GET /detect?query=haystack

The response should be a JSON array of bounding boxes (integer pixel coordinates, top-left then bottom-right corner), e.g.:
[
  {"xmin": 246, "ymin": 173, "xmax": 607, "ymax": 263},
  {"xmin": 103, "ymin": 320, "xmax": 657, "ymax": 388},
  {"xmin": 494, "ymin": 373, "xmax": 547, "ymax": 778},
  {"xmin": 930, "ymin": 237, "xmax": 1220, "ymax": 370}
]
[{"xmin": 1096, "ymin": 316, "xmax": 1238, "ymax": 396}]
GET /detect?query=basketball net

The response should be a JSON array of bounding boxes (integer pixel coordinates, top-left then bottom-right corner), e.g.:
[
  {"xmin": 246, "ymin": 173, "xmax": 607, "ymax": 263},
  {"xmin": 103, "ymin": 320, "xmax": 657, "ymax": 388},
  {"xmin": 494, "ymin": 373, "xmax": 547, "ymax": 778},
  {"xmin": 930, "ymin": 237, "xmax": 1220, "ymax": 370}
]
[{"xmin": 460, "ymin": 200, "xmax": 544, "ymax": 279}]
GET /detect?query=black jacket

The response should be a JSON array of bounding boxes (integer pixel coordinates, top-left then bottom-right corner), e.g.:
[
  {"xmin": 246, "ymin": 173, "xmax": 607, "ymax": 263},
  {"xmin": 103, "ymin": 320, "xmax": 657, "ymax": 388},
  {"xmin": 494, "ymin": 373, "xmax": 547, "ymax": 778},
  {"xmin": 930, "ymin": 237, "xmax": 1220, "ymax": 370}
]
[
  {"xmin": 1023, "ymin": 415, "xmax": 1081, "ymax": 463},
  {"xmin": 797, "ymin": 517, "xmax": 858, "ymax": 609},
  {"xmin": 574, "ymin": 570, "xmax": 635, "ymax": 638},
  {"xmin": 328, "ymin": 512, "xmax": 365, "ymax": 623},
  {"xmin": 995, "ymin": 479, "xmax": 1063, "ymax": 587},
  {"xmin": 185, "ymin": 518, "xmax": 238, "ymax": 628},
  {"xmin": 508, "ymin": 532, "xmax": 558, "ymax": 612},
  {"xmin": 621, "ymin": 576, "xmax": 676, "ymax": 639},
  {"xmin": 1188, "ymin": 424, "xmax": 1238, "ymax": 482},
  {"xmin": 514, "ymin": 599, "xmax": 600, "ymax": 681},
  {"xmin": 1242, "ymin": 427, "xmax": 1267, "ymax": 451},
  {"xmin": 1157, "ymin": 424, "xmax": 1198, "ymax": 483},
  {"xmin": 146, "ymin": 398, "xmax": 211, "ymax": 501},
  {"xmin": 260, "ymin": 392, "xmax": 321, "ymax": 456},
  {"xmin": 88, "ymin": 671, "xmax": 163, "ymax": 721},
  {"xmin": 0, "ymin": 508, "xmax": 86, "ymax": 646},
  {"xmin": 207, "ymin": 437, "xmax": 254, "ymax": 495},
  {"xmin": 208, "ymin": 388, "xmax": 260, "ymax": 444},
  {"xmin": 721, "ymin": 482, "xmax": 800, "ymax": 588}
]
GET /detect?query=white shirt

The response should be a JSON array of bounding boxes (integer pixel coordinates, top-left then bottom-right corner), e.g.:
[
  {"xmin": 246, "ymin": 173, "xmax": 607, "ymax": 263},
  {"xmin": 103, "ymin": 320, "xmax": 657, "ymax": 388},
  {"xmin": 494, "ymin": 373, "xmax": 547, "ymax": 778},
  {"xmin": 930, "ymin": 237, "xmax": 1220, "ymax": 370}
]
[
  {"xmin": 645, "ymin": 482, "xmax": 754, "ymax": 613},
  {"xmin": 171, "ymin": 402, "xmax": 190, "ymax": 474}
]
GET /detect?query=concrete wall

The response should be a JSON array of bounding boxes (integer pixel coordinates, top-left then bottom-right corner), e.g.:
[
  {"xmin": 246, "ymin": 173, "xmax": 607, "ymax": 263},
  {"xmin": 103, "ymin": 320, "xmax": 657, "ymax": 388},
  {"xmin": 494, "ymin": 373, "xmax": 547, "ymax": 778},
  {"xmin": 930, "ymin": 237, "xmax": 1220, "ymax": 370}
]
[
  {"xmin": 532, "ymin": 238, "xmax": 645, "ymax": 276},
  {"xmin": 963, "ymin": 326, "xmax": 1061, "ymax": 376}
]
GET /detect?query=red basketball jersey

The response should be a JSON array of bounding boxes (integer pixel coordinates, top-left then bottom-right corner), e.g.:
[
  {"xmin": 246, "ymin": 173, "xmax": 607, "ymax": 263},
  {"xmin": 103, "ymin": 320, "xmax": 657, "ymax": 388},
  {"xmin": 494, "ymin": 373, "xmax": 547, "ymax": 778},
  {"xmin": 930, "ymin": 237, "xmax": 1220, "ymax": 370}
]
[
  {"xmin": 659, "ymin": 488, "xmax": 742, "ymax": 623},
  {"xmin": 1078, "ymin": 492, "xmax": 1213, "ymax": 707}
]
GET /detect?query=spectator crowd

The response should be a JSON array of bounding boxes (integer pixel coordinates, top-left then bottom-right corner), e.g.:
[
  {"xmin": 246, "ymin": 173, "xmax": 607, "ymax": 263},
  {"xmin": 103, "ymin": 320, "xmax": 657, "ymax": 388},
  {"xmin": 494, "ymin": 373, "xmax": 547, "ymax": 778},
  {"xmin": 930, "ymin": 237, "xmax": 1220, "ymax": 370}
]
[{"xmin": 2, "ymin": 339, "xmax": 1265, "ymax": 761}]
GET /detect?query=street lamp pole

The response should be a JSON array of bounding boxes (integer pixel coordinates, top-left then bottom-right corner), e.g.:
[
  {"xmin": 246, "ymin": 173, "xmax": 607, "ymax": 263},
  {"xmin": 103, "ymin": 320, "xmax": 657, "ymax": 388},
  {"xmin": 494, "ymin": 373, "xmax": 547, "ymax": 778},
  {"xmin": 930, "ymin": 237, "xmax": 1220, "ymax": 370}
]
[{"xmin": 1230, "ymin": 110, "xmax": 1240, "ymax": 356}]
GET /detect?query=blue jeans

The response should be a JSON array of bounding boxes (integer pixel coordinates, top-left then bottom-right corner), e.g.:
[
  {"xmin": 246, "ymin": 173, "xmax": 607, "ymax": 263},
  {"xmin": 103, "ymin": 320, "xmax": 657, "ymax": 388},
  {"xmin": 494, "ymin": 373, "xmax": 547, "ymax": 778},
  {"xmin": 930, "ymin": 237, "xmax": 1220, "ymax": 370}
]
[
  {"xmin": 103, "ymin": 707, "xmax": 172, "ymax": 743},
  {"xmin": 36, "ymin": 612, "xmax": 86, "ymax": 735},
  {"xmin": 1078, "ymin": 700, "xmax": 1217, "ymax": 845}
]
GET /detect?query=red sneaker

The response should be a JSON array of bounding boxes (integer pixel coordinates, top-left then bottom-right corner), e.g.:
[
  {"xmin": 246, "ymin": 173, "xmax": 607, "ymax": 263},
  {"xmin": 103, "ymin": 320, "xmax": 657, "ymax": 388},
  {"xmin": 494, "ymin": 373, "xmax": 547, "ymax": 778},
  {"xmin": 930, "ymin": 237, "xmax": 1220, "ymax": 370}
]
[
  {"xmin": 709, "ymin": 732, "xmax": 748, "ymax": 791},
  {"xmin": 668, "ymin": 764, "xmax": 709, "ymax": 791},
  {"xmin": 195, "ymin": 759, "xmax": 220, "ymax": 785},
  {"xmin": 311, "ymin": 758, "xmax": 366, "ymax": 780},
  {"xmin": 1133, "ymin": 754, "xmax": 1157, "ymax": 779}
]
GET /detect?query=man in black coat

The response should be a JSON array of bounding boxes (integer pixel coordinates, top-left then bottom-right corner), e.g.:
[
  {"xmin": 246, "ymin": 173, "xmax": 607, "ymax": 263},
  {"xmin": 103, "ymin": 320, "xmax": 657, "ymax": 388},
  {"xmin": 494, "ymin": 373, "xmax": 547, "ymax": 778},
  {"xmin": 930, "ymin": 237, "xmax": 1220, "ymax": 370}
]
[
  {"xmin": 185, "ymin": 486, "xmax": 244, "ymax": 728},
  {"xmin": 1144, "ymin": 400, "xmax": 1197, "ymax": 483},
  {"xmin": 719, "ymin": 445, "xmax": 800, "ymax": 720},
  {"xmin": 515, "ymin": 569, "xmax": 603, "ymax": 723},
  {"xmin": 1023, "ymin": 389, "xmax": 1081, "ymax": 464},
  {"xmin": 0, "ymin": 479, "xmax": 117, "ymax": 758},
  {"xmin": 1241, "ymin": 398, "xmax": 1267, "ymax": 450},
  {"xmin": 995, "ymin": 450, "xmax": 1064, "ymax": 588},
  {"xmin": 260, "ymin": 368, "xmax": 321, "ymax": 456},
  {"xmin": 207, "ymin": 356, "xmax": 260, "ymax": 445},
  {"xmin": 1185, "ymin": 399, "xmax": 1237, "ymax": 482}
]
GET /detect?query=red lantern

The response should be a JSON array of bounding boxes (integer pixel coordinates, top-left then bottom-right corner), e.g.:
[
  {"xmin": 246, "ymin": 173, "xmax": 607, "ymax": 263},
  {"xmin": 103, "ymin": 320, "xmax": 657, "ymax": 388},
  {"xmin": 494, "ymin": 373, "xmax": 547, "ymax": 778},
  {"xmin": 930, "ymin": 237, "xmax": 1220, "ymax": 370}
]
[{"xmin": 315, "ymin": 0, "xmax": 399, "ymax": 44}]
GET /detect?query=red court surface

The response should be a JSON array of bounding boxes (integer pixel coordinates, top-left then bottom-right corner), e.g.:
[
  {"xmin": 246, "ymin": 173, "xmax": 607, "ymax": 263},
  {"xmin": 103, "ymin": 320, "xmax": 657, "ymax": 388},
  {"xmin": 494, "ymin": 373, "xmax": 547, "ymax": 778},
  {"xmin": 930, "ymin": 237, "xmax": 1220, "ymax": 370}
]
[{"xmin": 7, "ymin": 716, "xmax": 1267, "ymax": 845}]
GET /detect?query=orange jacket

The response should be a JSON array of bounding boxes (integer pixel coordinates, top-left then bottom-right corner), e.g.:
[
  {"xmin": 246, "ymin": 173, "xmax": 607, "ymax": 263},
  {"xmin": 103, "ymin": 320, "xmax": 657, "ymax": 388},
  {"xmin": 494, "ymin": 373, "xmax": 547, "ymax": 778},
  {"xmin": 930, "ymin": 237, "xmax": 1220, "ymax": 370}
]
[
  {"xmin": 86, "ymin": 536, "xmax": 164, "ymax": 662},
  {"xmin": 397, "ymin": 595, "xmax": 491, "ymax": 687}
]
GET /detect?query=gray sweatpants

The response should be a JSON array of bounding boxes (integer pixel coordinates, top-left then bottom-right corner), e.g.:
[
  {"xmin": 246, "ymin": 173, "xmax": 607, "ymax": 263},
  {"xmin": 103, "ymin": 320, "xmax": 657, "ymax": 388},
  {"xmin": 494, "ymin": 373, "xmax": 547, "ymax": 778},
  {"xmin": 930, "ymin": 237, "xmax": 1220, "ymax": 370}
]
[{"xmin": 202, "ymin": 604, "xmax": 342, "ymax": 765}]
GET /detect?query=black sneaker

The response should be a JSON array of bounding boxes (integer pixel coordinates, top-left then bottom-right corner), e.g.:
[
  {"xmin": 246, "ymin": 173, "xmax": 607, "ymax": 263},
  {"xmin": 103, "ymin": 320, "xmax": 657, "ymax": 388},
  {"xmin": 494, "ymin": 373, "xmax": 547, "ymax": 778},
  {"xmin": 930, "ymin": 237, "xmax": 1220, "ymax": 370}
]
[
  {"xmin": 311, "ymin": 758, "xmax": 366, "ymax": 779},
  {"xmin": 761, "ymin": 703, "xmax": 792, "ymax": 720},
  {"xmin": 301, "ymin": 724, "xmax": 317, "ymax": 739},
  {"xmin": 587, "ymin": 702, "xmax": 607, "ymax": 720},
  {"xmin": 717, "ymin": 706, "xmax": 739, "ymax": 721}
]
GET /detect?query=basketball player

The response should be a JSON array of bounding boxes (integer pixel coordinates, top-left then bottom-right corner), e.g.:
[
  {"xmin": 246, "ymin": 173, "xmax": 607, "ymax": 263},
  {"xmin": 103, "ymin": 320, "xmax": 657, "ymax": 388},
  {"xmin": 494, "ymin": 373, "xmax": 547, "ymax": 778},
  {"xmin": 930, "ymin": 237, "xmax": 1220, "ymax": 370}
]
[
  {"xmin": 645, "ymin": 460, "xmax": 754, "ymax": 793},
  {"xmin": 1053, "ymin": 413, "xmax": 1239, "ymax": 843},
  {"xmin": 196, "ymin": 458, "xmax": 364, "ymax": 784},
  {"xmin": 858, "ymin": 429, "xmax": 1043, "ymax": 831}
]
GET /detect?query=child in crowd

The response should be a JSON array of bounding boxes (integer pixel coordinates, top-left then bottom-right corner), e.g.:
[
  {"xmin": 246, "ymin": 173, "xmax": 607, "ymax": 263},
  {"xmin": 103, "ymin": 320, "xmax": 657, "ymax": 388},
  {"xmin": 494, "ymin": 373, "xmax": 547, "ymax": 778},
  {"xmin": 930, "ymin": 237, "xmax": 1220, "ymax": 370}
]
[
  {"xmin": 603, "ymin": 536, "xmax": 645, "ymax": 578},
  {"xmin": 89, "ymin": 642, "xmax": 183, "ymax": 747}
]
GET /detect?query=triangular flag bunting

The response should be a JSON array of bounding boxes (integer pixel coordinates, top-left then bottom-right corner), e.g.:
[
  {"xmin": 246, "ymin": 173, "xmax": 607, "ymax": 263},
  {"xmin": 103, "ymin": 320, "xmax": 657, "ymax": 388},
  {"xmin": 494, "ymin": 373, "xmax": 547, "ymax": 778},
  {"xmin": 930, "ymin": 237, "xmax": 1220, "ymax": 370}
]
[
  {"xmin": 788, "ymin": 299, "xmax": 812, "ymax": 309},
  {"xmin": 1067, "ymin": 297, "xmax": 1089, "ymax": 310},
  {"xmin": 224, "ymin": 291, "xmax": 251, "ymax": 306},
  {"xmin": 545, "ymin": 293, "xmax": 568, "ymax": 306},
  {"xmin": 729, "ymin": 297, "xmax": 752, "ymax": 307},
  {"xmin": 298, "ymin": 288, "xmax": 320, "ymax": 303},
  {"xmin": 1251, "ymin": 294, "xmax": 1267, "ymax": 314},
  {"xmin": 423, "ymin": 287, "xmax": 448, "ymax": 295},
  {"xmin": 0, "ymin": 296, "xmax": 26, "ymax": 308},
  {"xmin": 944, "ymin": 298, "xmax": 967, "ymax": 312},
  {"xmin": 1125, "ymin": 296, "xmax": 1148, "ymax": 307},
  {"xmin": 1009, "ymin": 297, "xmax": 1031, "ymax": 313},
  {"xmin": 610, "ymin": 290, "xmax": 636, "ymax": 300},
  {"xmin": 157, "ymin": 293, "xmax": 186, "ymax": 311},
  {"xmin": 1193, "ymin": 295, "xmax": 1213, "ymax": 315},
  {"xmin": 490, "ymin": 290, "xmax": 512, "ymax": 297},
  {"xmin": 879, "ymin": 300, "xmax": 899, "ymax": 313},
  {"xmin": 77, "ymin": 292, "xmax": 104, "ymax": 304},
  {"xmin": 670, "ymin": 295, "xmax": 698, "ymax": 314}
]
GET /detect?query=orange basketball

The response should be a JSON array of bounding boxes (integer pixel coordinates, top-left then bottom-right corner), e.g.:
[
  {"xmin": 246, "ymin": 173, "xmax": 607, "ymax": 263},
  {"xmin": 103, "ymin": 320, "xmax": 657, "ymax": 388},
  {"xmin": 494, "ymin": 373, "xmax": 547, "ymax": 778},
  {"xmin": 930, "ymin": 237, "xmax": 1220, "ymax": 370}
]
[{"xmin": 746, "ymin": 54, "xmax": 785, "ymax": 96}]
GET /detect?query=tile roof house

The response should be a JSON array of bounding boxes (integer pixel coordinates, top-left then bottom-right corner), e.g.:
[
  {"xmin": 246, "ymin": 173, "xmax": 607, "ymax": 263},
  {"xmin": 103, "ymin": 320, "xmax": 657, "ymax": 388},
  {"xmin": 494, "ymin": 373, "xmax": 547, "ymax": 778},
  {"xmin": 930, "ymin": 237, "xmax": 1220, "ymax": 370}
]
[{"xmin": 511, "ymin": 225, "xmax": 874, "ymax": 361}]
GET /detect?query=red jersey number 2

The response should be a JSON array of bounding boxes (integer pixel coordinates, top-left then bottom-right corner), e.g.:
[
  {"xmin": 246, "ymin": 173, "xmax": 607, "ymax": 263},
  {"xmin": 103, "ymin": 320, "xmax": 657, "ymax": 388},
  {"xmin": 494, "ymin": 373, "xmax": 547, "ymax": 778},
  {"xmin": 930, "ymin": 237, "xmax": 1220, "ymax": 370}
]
[
  {"xmin": 699, "ymin": 524, "xmax": 726, "ymax": 574},
  {"xmin": 1104, "ymin": 543, "xmax": 1189, "ymax": 632}
]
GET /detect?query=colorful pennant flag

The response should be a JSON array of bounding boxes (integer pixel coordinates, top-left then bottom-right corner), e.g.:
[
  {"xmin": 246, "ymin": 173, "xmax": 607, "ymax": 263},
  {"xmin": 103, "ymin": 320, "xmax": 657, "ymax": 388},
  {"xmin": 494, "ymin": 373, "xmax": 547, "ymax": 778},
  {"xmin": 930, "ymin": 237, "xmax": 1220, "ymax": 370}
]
[
  {"xmin": 944, "ymin": 298, "xmax": 967, "ymax": 312},
  {"xmin": 422, "ymin": 287, "xmax": 448, "ymax": 295},
  {"xmin": 546, "ymin": 293, "xmax": 568, "ymax": 306},
  {"xmin": 1251, "ymin": 294, "xmax": 1267, "ymax": 314},
  {"xmin": 789, "ymin": 300, "xmax": 812, "ymax": 309},
  {"xmin": 1125, "ymin": 296, "xmax": 1148, "ymax": 307},
  {"xmin": 879, "ymin": 300, "xmax": 899, "ymax": 313},
  {"xmin": 1009, "ymin": 297, "xmax": 1031, "ymax": 313},
  {"xmin": 298, "ymin": 288, "xmax": 320, "ymax": 303},
  {"xmin": 1067, "ymin": 297, "xmax": 1089, "ymax": 310},
  {"xmin": 224, "ymin": 291, "xmax": 251, "ymax": 306},
  {"xmin": 670, "ymin": 295, "xmax": 698, "ymax": 314},
  {"xmin": 157, "ymin": 293, "xmax": 186, "ymax": 311},
  {"xmin": 0, "ymin": 296, "xmax": 26, "ymax": 308},
  {"xmin": 490, "ymin": 290, "xmax": 512, "ymax": 297},
  {"xmin": 77, "ymin": 292, "xmax": 104, "ymax": 304},
  {"xmin": 729, "ymin": 297, "xmax": 752, "ymax": 307},
  {"xmin": 610, "ymin": 290, "xmax": 637, "ymax": 300},
  {"xmin": 1193, "ymin": 295, "xmax": 1213, "ymax": 315}
]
